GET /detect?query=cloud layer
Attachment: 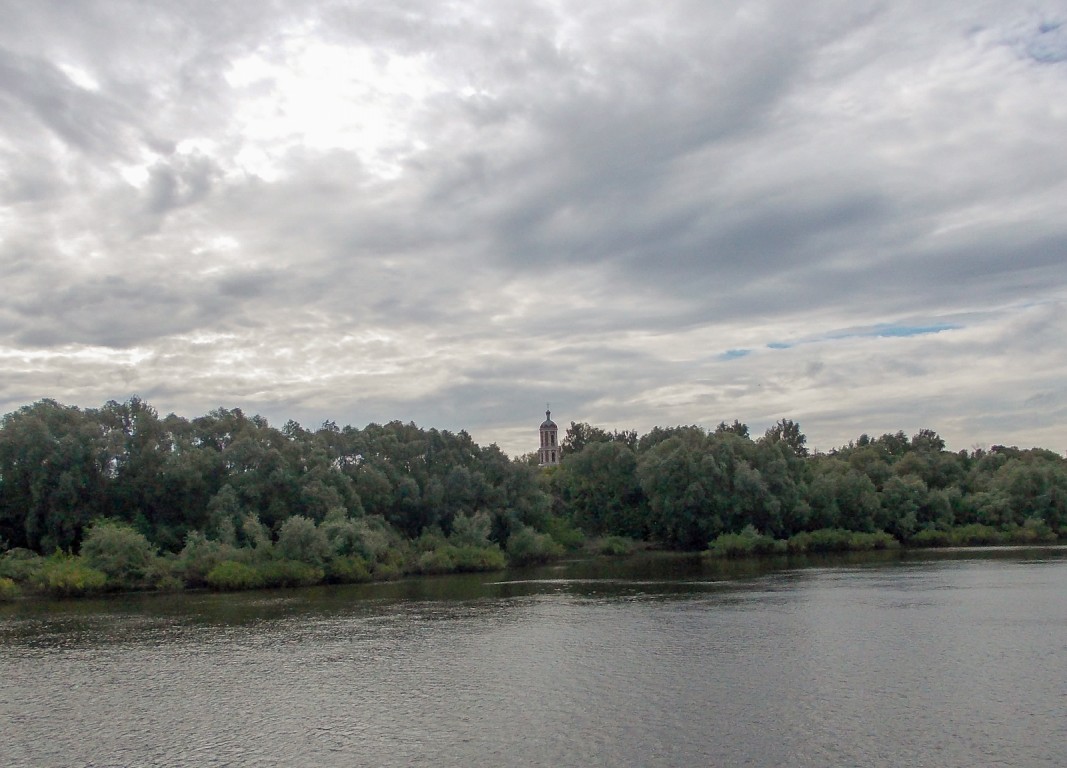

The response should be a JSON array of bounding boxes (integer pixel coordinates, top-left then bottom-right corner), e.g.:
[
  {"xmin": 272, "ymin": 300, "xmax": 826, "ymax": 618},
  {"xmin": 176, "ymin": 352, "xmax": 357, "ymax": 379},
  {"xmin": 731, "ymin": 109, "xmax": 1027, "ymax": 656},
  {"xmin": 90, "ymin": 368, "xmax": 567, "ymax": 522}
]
[{"xmin": 1, "ymin": 0, "xmax": 1065, "ymax": 456}]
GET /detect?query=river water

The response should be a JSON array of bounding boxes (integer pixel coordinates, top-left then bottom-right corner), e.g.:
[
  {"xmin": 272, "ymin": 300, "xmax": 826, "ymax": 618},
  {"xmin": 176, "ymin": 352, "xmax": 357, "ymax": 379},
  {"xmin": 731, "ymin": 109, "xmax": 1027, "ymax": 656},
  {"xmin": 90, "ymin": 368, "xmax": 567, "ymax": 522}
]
[{"xmin": 2, "ymin": 548, "xmax": 1065, "ymax": 767}]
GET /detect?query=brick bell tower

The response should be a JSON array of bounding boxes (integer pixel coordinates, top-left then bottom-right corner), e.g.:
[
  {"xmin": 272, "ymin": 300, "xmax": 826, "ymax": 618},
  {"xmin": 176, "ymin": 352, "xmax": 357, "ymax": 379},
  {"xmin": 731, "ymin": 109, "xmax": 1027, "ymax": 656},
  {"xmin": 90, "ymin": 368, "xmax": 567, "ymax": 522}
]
[{"xmin": 538, "ymin": 407, "xmax": 560, "ymax": 467}]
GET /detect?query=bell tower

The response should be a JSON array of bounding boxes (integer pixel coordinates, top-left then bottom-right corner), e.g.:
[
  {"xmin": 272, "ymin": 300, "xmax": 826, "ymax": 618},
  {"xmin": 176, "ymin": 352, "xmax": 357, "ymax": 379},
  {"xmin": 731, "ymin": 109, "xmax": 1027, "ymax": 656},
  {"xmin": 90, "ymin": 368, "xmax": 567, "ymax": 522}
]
[{"xmin": 539, "ymin": 407, "xmax": 560, "ymax": 467}]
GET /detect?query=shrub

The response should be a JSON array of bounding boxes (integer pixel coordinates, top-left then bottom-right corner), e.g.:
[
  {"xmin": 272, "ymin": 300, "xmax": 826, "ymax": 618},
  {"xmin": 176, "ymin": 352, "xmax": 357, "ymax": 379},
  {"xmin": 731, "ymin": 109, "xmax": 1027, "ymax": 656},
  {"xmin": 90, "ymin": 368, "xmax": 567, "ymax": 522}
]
[
  {"xmin": 325, "ymin": 555, "xmax": 372, "ymax": 584},
  {"xmin": 145, "ymin": 557, "xmax": 184, "ymax": 591},
  {"xmin": 415, "ymin": 528, "xmax": 449, "ymax": 553},
  {"xmin": 543, "ymin": 516, "xmax": 586, "ymax": 551},
  {"xmin": 907, "ymin": 528, "xmax": 953, "ymax": 548},
  {"xmin": 0, "ymin": 576, "xmax": 19, "ymax": 601},
  {"xmin": 449, "ymin": 512, "xmax": 493, "ymax": 547},
  {"xmin": 257, "ymin": 559, "xmax": 324, "ymax": 588},
  {"xmin": 353, "ymin": 516, "xmax": 405, "ymax": 562},
  {"xmin": 907, "ymin": 524, "xmax": 1016, "ymax": 548},
  {"xmin": 80, "ymin": 520, "xmax": 158, "ymax": 589},
  {"xmin": 788, "ymin": 528, "xmax": 898, "ymax": 553},
  {"xmin": 451, "ymin": 545, "xmax": 506, "ymax": 572},
  {"xmin": 0, "ymin": 548, "xmax": 43, "ymax": 583},
  {"xmin": 957, "ymin": 524, "xmax": 1008, "ymax": 545},
  {"xmin": 417, "ymin": 547, "xmax": 456, "ymax": 575},
  {"xmin": 205, "ymin": 560, "xmax": 265, "ymax": 591},
  {"xmin": 176, "ymin": 532, "xmax": 241, "ymax": 587},
  {"xmin": 371, "ymin": 560, "xmax": 403, "ymax": 580},
  {"xmin": 34, "ymin": 553, "xmax": 107, "ymax": 598},
  {"xmin": 415, "ymin": 542, "xmax": 506, "ymax": 574},
  {"xmin": 275, "ymin": 516, "xmax": 331, "ymax": 567},
  {"xmin": 506, "ymin": 526, "xmax": 564, "ymax": 566},
  {"xmin": 1007, "ymin": 518, "xmax": 1058, "ymax": 545},
  {"xmin": 598, "ymin": 535, "xmax": 638, "ymax": 556},
  {"xmin": 706, "ymin": 527, "xmax": 786, "ymax": 558}
]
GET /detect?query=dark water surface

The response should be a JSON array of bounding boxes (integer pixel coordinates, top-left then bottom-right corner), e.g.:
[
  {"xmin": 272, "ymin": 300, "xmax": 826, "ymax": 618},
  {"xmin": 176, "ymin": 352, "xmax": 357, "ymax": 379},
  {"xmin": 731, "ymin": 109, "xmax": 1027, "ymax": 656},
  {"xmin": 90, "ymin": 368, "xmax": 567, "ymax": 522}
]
[{"xmin": 2, "ymin": 548, "xmax": 1065, "ymax": 767}]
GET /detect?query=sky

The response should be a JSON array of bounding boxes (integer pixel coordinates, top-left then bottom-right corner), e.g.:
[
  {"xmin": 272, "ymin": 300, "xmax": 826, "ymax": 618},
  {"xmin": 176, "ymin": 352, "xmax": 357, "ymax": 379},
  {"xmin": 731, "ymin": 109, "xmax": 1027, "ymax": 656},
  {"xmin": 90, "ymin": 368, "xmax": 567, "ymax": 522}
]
[{"xmin": 1, "ymin": 0, "xmax": 1065, "ymax": 458}]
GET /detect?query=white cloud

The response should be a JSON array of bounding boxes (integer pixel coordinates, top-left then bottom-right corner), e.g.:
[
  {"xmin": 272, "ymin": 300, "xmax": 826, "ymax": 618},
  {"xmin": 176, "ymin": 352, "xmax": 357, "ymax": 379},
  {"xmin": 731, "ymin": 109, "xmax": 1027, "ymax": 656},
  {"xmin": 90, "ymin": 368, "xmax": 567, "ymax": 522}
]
[{"xmin": 0, "ymin": 0, "xmax": 1065, "ymax": 456}]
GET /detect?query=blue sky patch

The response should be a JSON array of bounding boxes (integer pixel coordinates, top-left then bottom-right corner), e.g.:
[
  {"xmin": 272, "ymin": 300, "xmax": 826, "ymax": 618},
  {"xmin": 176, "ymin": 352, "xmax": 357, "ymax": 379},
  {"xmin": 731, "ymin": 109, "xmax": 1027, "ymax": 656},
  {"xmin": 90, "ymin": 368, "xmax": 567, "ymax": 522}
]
[
  {"xmin": 721, "ymin": 348, "xmax": 751, "ymax": 360},
  {"xmin": 870, "ymin": 323, "xmax": 959, "ymax": 338},
  {"xmin": 765, "ymin": 323, "xmax": 958, "ymax": 352}
]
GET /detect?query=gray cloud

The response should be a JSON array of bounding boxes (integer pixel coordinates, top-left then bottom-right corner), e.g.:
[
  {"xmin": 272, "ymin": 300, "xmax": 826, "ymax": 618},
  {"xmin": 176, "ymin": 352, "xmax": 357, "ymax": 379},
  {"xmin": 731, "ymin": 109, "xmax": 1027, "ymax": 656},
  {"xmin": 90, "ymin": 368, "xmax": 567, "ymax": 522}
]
[{"xmin": 0, "ymin": 0, "xmax": 1065, "ymax": 456}]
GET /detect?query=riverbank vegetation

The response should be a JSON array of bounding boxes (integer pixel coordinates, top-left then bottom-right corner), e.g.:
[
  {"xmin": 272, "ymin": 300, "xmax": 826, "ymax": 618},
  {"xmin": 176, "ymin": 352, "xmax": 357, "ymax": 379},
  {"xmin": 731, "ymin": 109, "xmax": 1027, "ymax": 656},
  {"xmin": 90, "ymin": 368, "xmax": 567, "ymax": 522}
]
[{"xmin": 1, "ymin": 398, "xmax": 1064, "ymax": 596}]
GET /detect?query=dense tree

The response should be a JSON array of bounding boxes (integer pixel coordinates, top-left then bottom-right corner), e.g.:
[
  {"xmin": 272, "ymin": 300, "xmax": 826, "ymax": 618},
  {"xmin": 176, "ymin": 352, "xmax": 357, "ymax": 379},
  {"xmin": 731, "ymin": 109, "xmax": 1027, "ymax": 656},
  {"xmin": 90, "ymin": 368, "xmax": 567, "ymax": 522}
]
[
  {"xmin": 558, "ymin": 440, "xmax": 646, "ymax": 538},
  {"xmin": 1, "ymin": 398, "xmax": 1065, "ymax": 588},
  {"xmin": 0, "ymin": 400, "xmax": 108, "ymax": 552},
  {"xmin": 760, "ymin": 418, "xmax": 809, "ymax": 457}
]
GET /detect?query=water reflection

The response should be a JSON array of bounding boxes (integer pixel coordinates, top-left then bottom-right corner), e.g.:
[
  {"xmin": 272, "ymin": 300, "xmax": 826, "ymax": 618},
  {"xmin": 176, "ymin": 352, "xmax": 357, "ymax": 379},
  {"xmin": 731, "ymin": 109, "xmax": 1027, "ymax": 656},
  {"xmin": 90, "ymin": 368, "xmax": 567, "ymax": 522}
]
[{"xmin": 2, "ymin": 548, "xmax": 1066, "ymax": 767}]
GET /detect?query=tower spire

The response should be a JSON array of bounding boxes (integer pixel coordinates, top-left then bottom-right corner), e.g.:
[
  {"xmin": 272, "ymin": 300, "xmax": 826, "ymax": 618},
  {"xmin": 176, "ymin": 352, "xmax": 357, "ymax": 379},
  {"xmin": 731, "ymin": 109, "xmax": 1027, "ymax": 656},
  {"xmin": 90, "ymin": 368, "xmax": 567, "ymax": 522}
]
[{"xmin": 538, "ymin": 406, "xmax": 560, "ymax": 467}]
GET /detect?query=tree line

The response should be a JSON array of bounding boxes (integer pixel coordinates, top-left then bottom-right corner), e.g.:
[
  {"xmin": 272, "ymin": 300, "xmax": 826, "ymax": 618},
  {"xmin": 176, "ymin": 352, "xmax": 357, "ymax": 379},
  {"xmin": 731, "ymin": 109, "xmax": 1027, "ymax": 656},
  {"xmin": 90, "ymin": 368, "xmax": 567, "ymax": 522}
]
[
  {"xmin": 1, "ymin": 398, "xmax": 1064, "ymax": 596},
  {"xmin": 548, "ymin": 418, "xmax": 1065, "ymax": 549}
]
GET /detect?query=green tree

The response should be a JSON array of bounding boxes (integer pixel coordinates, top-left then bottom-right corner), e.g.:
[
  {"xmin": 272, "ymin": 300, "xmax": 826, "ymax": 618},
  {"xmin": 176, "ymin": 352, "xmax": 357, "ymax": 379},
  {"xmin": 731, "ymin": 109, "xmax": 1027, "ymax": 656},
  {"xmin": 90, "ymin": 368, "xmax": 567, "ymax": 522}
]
[
  {"xmin": 760, "ymin": 419, "xmax": 808, "ymax": 457},
  {"xmin": 559, "ymin": 441, "xmax": 646, "ymax": 537},
  {"xmin": 275, "ymin": 515, "xmax": 331, "ymax": 567},
  {"xmin": 80, "ymin": 519, "xmax": 157, "ymax": 589}
]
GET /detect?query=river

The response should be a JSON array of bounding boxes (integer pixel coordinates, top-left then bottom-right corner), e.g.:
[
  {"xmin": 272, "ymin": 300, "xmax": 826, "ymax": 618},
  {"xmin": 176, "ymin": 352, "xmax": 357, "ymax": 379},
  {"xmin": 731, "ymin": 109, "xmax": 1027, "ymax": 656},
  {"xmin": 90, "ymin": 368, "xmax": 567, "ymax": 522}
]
[{"xmin": 2, "ymin": 547, "xmax": 1065, "ymax": 767}]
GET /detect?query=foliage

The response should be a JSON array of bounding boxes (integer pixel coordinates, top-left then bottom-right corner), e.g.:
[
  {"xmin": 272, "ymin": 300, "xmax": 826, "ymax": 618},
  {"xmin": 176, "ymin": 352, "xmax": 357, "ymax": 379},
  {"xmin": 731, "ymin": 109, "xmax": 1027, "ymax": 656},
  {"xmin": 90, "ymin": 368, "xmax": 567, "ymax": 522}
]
[
  {"xmin": 80, "ymin": 519, "xmax": 158, "ymax": 589},
  {"xmin": 506, "ymin": 526, "xmax": 564, "ymax": 566},
  {"xmin": 2, "ymin": 398, "xmax": 1066, "ymax": 594},
  {"xmin": 907, "ymin": 524, "xmax": 1004, "ymax": 547},
  {"xmin": 597, "ymin": 535, "xmax": 637, "ymax": 556},
  {"xmin": 0, "ymin": 548, "xmax": 43, "ymax": 582},
  {"xmin": 275, "ymin": 515, "xmax": 331, "ymax": 567},
  {"xmin": 449, "ymin": 511, "xmax": 493, "ymax": 547},
  {"xmin": 414, "ymin": 530, "xmax": 506, "ymax": 573},
  {"xmin": 175, "ymin": 532, "xmax": 241, "ymax": 587},
  {"xmin": 33, "ymin": 553, "xmax": 107, "ymax": 597},
  {"xmin": 542, "ymin": 515, "xmax": 586, "ymax": 550},
  {"xmin": 450, "ymin": 544, "xmax": 506, "ymax": 571},
  {"xmin": 787, "ymin": 529, "xmax": 898, "ymax": 553},
  {"xmin": 325, "ymin": 555, "xmax": 372, "ymax": 584},
  {"xmin": 706, "ymin": 526, "xmax": 786, "ymax": 557},
  {"xmin": 256, "ymin": 560, "xmax": 324, "ymax": 588},
  {"xmin": 0, "ymin": 576, "xmax": 19, "ymax": 601},
  {"xmin": 205, "ymin": 560, "xmax": 265, "ymax": 591}
]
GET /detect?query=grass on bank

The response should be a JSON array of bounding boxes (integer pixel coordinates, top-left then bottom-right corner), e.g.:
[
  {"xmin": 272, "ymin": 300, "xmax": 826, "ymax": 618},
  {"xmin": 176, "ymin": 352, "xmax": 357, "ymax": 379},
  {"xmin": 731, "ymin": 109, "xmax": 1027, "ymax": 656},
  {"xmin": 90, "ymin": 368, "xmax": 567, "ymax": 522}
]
[{"xmin": 706, "ymin": 520, "xmax": 1062, "ymax": 558}]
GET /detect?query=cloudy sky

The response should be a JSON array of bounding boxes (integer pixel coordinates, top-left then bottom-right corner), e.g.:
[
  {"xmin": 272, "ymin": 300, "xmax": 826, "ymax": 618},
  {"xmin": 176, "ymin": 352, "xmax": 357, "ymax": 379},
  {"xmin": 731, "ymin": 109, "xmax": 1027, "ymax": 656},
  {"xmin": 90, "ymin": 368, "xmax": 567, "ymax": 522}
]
[{"xmin": 1, "ymin": 1, "xmax": 1065, "ymax": 457}]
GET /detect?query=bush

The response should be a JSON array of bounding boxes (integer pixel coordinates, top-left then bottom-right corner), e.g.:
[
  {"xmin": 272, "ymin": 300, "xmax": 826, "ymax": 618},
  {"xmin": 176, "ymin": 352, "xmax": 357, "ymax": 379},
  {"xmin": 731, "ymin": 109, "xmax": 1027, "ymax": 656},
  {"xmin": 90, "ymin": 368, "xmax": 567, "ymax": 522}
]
[
  {"xmin": 0, "ymin": 576, "xmax": 19, "ymax": 601},
  {"xmin": 417, "ymin": 547, "xmax": 456, "ymax": 574},
  {"xmin": 257, "ymin": 559, "xmax": 324, "ymax": 588},
  {"xmin": 906, "ymin": 524, "xmax": 1031, "ymax": 548},
  {"xmin": 450, "ymin": 545, "xmax": 506, "ymax": 572},
  {"xmin": 506, "ymin": 526, "xmax": 564, "ymax": 566},
  {"xmin": 275, "ymin": 516, "xmax": 331, "ymax": 567},
  {"xmin": 449, "ymin": 512, "xmax": 493, "ymax": 547},
  {"xmin": 1007, "ymin": 518, "xmax": 1058, "ymax": 545},
  {"xmin": 145, "ymin": 557, "xmax": 184, "ymax": 591},
  {"xmin": 906, "ymin": 528, "xmax": 953, "ymax": 548},
  {"xmin": 205, "ymin": 560, "xmax": 265, "ymax": 591},
  {"xmin": 788, "ymin": 528, "xmax": 898, "ymax": 553},
  {"xmin": 949, "ymin": 523, "xmax": 1006, "ymax": 546},
  {"xmin": 416, "ymin": 542, "xmax": 506, "ymax": 575},
  {"xmin": 543, "ymin": 516, "xmax": 586, "ymax": 551},
  {"xmin": 176, "ymin": 532, "xmax": 241, "ymax": 587},
  {"xmin": 415, "ymin": 528, "xmax": 449, "ymax": 553},
  {"xmin": 0, "ymin": 548, "xmax": 43, "ymax": 583},
  {"xmin": 80, "ymin": 519, "xmax": 158, "ymax": 589},
  {"xmin": 706, "ymin": 527, "xmax": 786, "ymax": 558},
  {"xmin": 371, "ymin": 560, "xmax": 403, "ymax": 580},
  {"xmin": 598, "ymin": 535, "xmax": 638, "ymax": 556},
  {"xmin": 34, "ymin": 553, "xmax": 107, "ymax": 598},
  {"xmin": 325, "ymin": 555, "xmax": 372, "ymax": 584}
]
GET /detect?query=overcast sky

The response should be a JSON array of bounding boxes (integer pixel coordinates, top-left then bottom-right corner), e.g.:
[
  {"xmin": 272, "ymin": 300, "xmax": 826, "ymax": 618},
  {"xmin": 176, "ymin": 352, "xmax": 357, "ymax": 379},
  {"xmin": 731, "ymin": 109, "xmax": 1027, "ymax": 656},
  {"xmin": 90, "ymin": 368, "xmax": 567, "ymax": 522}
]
[{"xmin": 1, "ymin": 1, "xmax": 1065, "ymax": 457}]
